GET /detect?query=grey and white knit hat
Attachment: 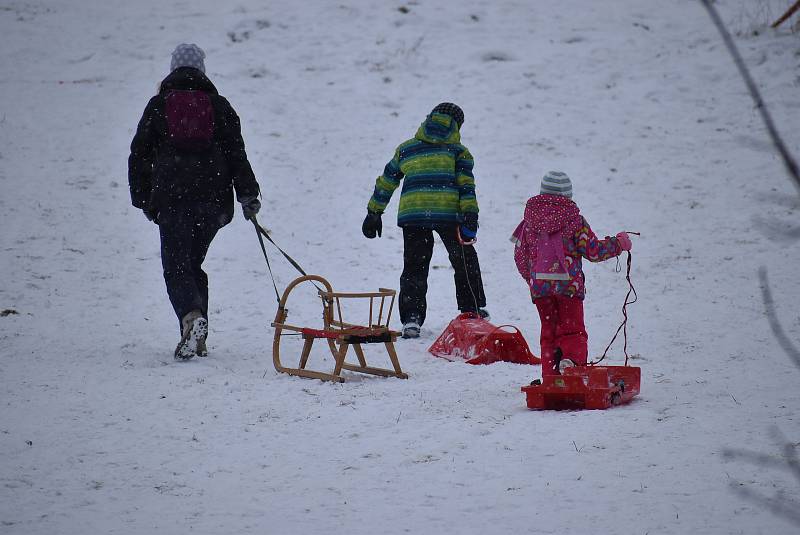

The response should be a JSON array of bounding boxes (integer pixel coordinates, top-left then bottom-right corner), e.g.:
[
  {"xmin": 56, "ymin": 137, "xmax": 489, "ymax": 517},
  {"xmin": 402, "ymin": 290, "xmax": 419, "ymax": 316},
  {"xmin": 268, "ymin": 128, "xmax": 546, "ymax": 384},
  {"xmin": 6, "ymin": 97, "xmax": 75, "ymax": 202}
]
[
  {"xmin": 540, "ymin": 171, "xmax": 573, "ymax": 198},
  {"xmin": 170, "ymin": 43, "xmax": 206, "ymax": 73}
]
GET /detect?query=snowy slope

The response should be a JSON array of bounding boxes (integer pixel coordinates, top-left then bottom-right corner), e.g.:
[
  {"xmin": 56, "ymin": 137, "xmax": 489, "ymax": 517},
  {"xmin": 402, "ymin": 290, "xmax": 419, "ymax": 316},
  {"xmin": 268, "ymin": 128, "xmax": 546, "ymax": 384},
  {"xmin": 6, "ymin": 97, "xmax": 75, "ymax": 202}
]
[{"xmin": 1, "ymin": 0, "xmax": 799, "ymax": 533}]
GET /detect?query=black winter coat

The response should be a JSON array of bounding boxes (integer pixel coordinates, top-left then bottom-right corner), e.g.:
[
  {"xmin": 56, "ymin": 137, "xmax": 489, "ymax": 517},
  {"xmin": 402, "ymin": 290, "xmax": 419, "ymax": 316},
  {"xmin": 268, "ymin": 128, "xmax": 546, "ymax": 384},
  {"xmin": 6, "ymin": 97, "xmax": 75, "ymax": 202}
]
[{"xmin": 128, "ymin": 67, "xmax": 260, "ymax": 226}]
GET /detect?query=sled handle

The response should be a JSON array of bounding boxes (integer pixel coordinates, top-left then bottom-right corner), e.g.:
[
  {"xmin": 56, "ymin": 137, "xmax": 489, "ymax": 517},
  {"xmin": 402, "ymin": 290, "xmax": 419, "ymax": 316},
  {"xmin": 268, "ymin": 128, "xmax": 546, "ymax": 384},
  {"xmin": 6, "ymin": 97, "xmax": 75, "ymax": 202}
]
[
  {"xmin": 488, "ymin": 324, "xmax": 522, "ymax": 335},
  {"xmin": 457, "ymin": 227, "xmax": 476, "ymax": 246}
]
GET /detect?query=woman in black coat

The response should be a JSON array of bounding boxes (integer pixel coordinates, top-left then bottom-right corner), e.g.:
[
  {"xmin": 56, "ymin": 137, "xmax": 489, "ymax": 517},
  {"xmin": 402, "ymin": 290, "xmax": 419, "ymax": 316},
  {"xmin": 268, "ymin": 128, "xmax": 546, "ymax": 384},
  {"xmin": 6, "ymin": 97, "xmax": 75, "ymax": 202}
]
[{"xmin": 128, "ymin": 43, "xmax": 262, "ymax": 360}]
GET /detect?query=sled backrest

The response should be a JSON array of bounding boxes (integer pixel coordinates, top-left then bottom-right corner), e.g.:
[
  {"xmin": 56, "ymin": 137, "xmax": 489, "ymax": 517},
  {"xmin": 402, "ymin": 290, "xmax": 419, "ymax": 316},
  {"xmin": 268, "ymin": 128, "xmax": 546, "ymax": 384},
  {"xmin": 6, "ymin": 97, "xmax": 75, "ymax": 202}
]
[{"xmin": 318, "ymin": 288, "xmax": 396, "ymax": 333}]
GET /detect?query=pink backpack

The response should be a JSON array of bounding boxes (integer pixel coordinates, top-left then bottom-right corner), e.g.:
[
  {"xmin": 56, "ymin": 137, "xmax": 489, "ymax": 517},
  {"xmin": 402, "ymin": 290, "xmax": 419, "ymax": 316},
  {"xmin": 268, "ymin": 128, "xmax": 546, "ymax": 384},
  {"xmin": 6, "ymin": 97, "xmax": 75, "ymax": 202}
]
[
  {"xmin": 165, "ymin": 90, "xmax": 215, "ymax": 151},
  {"xmin": 532, "ymin": 230, "xmax": 570, "ymax": 281}
]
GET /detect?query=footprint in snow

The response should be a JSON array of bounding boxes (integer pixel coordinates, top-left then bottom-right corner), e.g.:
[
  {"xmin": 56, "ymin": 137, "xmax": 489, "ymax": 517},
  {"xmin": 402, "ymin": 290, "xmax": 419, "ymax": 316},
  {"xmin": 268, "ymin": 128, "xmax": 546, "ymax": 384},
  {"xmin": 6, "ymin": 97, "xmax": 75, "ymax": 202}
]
[
  {"xmin": 228, "ymin": 19, "xmax": 271, "ymax": 43},
  {"xmin": 481, "ymin": 51, "xmax": 514, "ymax": 62}
]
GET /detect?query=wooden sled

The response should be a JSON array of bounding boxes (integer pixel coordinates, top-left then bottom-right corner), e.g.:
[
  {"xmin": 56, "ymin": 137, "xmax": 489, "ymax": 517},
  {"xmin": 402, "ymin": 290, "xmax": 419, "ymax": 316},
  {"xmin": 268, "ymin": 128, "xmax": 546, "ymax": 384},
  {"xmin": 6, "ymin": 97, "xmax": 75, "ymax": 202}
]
[{"xmin": 271, "ymin": 275, "xmax": 408, "ymax": 383}]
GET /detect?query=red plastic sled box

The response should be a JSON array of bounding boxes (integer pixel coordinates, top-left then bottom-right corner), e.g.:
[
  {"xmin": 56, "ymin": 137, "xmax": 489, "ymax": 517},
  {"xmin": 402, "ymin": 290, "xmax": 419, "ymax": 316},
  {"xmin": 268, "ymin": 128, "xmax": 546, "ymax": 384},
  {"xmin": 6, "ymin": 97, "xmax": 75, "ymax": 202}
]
[
  {"xmin": 521, "ymin": 365, "xmax": 640, "ymax": 410},
  {"xmin": 429, "ymin": 312, "xmax": 540, "ymax": 365}
]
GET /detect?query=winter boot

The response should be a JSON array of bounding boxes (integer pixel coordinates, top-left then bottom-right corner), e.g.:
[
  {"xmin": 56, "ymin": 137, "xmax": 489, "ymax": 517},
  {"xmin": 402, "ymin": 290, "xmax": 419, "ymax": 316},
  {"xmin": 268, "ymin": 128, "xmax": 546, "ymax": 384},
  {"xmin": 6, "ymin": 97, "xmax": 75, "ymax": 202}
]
[
  {"xmin": 553, "ymin": 347, "xmax": 575, "ymax": 374},
  {"xmin": 174, "ymin": 310, "xmax": 208, "ymax": 360},
  {"xmin": 196, "ymin": 334, "xmax": 208, "ymax": 357},
  {"xmin": 558, "ymin": 358, "xmax": 576, "ymax": 373},
  {"xmin": 460, "ymin": 308, "xmax": 490, "ymax": 321},
  {"xmin": 401, "ymin": 321, "xmax": 421, "ymax": 339}
]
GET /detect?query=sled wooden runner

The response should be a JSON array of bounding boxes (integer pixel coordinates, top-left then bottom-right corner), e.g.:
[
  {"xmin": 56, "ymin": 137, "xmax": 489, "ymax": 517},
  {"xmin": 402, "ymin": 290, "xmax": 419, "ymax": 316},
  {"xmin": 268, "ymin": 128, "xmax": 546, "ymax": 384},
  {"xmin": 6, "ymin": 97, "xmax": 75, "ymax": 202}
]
[{"xmin": 271, "ymin": 275, "xmax": 408, "ymax": 382}]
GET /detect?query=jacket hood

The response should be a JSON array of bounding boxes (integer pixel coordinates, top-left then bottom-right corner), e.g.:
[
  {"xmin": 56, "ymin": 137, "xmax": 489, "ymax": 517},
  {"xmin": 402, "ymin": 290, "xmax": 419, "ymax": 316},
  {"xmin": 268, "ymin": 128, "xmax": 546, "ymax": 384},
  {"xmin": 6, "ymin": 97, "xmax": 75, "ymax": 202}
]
[
  {"xmin": 159, "ymin": 67, "xmax": 218, "ymax": 95},
  {"xmin": 414, "ymin": 112, "xmax": 461, "ymax": 144},
  {"xmin": 525, "ymin": 194, "xmax": 581, "ymax": 234}
]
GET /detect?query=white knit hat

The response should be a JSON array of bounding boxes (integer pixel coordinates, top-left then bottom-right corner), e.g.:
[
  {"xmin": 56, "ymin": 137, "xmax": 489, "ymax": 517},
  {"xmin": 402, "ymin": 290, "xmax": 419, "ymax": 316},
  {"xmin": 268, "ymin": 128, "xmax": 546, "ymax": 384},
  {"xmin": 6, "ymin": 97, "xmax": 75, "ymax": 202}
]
[
  {"xmin": 170, "ymin": 43, "xmax": 206, "ymax": 73},
  {"xmin": 540, "ymin": 171, "xmax": 573, "ymax": 198}
]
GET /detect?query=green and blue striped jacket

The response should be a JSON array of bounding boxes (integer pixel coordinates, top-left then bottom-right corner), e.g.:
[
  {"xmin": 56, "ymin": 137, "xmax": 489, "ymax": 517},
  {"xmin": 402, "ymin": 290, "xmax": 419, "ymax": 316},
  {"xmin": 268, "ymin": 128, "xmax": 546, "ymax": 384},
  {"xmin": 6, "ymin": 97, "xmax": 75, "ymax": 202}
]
[{"xmin": 367, "ymin": 112, "xmax": 479, "ymax": 226}]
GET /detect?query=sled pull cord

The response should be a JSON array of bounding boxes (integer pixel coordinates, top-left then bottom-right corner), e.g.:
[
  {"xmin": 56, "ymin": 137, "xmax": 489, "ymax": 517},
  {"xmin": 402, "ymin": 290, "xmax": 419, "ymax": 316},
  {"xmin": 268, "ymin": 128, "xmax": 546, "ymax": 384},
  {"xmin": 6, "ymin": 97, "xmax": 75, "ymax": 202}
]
[
  {"xmin": 252, "ymin": 216, "xmax": 322, "ymax": 303},
  {"xmin": 253, "ymin": 217, "xmax": 282, "ymax": 302},
  {"xmin": 592, "ymin": 232, "xmax": 640, "ymax": 366},
  {"xmin": 459, "ymin": 240, "xmax": 481, "ymax": 315}
]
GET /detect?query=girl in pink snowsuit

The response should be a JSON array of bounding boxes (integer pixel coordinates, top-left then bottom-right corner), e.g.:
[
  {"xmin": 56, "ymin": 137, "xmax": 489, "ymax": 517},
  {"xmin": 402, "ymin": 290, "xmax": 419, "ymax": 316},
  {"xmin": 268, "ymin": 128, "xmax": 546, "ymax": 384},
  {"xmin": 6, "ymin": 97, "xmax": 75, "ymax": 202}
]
[{"xmin": 512, "ymin": 171, "xmax": 632, "ymax": 377}]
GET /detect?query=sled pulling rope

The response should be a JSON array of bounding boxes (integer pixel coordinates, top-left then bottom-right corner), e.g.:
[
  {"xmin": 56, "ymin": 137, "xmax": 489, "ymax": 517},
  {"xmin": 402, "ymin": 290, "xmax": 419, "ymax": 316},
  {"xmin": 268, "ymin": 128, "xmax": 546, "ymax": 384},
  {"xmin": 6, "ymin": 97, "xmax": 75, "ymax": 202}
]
[
  {"xmin": 457, "ymin": 228, "xmax": 482, "ymax": 317},
  {"xmin": 252, "ymin": 216, "xmax": 320, "ymax": 302},
  {"xmin": 591, "ymin": 232, "xmax": 640, "ymax": 367},
  {"xmin": 252, "ymin": 217, "xmax": 407, "ymax": 382}
]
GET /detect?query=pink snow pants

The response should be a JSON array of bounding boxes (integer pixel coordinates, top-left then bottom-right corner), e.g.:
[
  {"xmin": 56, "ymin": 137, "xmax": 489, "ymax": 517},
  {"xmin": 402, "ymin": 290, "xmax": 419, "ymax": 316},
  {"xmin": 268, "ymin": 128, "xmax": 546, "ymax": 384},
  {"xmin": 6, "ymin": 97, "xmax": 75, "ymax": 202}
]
[{"xmin": 534, "ymin": 295, "xmax": 588, "ymax": 376}]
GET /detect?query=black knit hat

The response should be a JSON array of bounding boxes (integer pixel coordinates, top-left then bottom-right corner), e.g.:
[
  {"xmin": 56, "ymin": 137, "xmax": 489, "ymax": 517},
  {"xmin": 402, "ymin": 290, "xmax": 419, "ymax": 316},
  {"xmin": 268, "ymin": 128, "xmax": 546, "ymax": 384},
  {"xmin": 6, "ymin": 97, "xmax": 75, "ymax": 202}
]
[{"xmin": 431, "ymin": 102, "xmax": 464, "ymax": 127}]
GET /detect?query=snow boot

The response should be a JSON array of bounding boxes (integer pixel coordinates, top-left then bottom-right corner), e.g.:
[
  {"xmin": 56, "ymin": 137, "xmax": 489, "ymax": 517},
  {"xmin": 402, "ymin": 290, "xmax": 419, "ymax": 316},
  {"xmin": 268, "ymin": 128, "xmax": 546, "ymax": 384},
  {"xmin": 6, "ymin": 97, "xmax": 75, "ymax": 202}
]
[
  {"xmin": 196, "ymin": 335, "xmax": 208, "ymax": 357},
  {"xmin": 558, "ymin": 358, "xmax": 576, "ymax": 374},
  {"xmin": 402, "ymin": 321, "xmax": 421, "ymax": 339},
  {"xmin": 553, "ymin": 347, "xmax": 575, "ymax": 374},
  {"xmin": 460, "ymin": 308, "xmax": 490, "ymax": 321},
  {"xmin": 174, "ymin": 310, "xmax": 208, "ymax": 360}
]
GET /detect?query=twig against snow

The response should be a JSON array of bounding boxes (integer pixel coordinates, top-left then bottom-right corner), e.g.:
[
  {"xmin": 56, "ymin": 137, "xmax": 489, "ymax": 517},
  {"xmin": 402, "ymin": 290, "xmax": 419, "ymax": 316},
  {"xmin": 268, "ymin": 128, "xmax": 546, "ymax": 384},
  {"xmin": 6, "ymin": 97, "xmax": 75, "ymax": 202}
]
[
  {"xmin": 771, "ymin": 0, "xmax": 800, "ymax": 28},
  {"xmin": 758, "ymin": 267, "xmax": 800, "ymax": 368},
  {"xmin": 406, "ymin": 35, "xmax": 425, "ymax": 57},
  {"xmin": 700, "ymin": 0, "xmax": 800, "ymax": 194}
]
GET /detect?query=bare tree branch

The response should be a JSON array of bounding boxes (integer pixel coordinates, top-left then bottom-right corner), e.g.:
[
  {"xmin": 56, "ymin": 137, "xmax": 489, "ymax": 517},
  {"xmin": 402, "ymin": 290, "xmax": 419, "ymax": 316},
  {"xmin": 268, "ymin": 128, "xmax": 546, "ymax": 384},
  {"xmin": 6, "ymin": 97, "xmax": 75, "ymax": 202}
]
[
  {"xmin": 723, "ymin": 448, "xmax": 792, "ymax": 471},
  {"xmin": 700, "ymin": 0, "xmax": 800, "ymax": 194},
  {"xmin": 774, "ymin": 427, "xmax": 800, "ymax": 485},
  {"xmin": 725, "ymin": 428, "xmax": 800, "ymax": 485},
  {"xmin": 729, "ymin": 484, "xmax": 800, "ymax": 525},
  {"xmin": 771, "ymin": 0, "xmax": 800, "ymax": 28},
  {"xmin": 758, "ymin": 267, "xmax": 800, "ymax": 368},
  {"xmin": 751, "ymin": 215, "xmax": 800, "ymax": 244},
  {"xmin": 724, "ymin": 426, "xmax": 800, "ymax": 526}
]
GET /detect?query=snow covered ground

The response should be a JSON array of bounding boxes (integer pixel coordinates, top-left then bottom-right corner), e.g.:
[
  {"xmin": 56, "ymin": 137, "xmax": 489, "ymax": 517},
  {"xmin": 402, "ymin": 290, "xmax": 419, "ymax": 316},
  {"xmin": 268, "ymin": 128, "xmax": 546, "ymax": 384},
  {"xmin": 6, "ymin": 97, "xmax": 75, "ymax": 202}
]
[{"xmin": 2, "ymin": 0, "xmax": 799, "ymax": 533}]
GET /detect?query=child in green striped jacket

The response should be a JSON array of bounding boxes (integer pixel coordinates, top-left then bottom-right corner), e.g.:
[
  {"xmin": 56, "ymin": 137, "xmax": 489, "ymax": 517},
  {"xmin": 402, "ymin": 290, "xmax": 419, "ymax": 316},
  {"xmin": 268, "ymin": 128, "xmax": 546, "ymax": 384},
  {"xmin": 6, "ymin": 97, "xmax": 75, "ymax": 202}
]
[{"xmin": 362, "ymin": 103, "xmax": 488, "ymax": 338}]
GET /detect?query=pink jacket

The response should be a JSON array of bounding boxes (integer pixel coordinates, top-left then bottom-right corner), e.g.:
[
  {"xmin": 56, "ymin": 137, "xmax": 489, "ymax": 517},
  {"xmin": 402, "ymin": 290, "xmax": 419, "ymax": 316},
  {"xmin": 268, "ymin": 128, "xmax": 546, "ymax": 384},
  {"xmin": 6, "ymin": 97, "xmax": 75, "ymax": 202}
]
[{"xmin": 512, "ymin": 194, "xmax": 623, "ymax": 300}]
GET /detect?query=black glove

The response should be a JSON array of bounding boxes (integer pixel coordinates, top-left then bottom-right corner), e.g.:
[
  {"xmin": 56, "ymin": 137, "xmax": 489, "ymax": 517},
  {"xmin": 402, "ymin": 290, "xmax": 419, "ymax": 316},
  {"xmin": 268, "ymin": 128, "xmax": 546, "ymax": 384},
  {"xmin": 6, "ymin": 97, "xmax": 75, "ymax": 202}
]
[
  {"xmin": 362, "ymin": 211, "xmax": 382, "ymax": 238},
  {"xmin": 242, "ymin": 198, "xmax": 261, "ymax": 221},
  {"xmin": 460, "ymin": 212, "xmax": 478, "ymax": 239},
  {"xmin": 143, "ymin": 208, "xmax": 159, "ymax": 225}
]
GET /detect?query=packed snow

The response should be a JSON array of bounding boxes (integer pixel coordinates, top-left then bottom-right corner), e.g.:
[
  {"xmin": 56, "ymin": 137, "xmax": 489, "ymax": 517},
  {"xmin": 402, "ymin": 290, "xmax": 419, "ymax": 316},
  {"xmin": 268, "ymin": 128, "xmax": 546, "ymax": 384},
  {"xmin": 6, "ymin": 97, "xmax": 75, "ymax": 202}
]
[{"xmin": 1, "ymin": 0, "xmax": 799, "ymax": 533}]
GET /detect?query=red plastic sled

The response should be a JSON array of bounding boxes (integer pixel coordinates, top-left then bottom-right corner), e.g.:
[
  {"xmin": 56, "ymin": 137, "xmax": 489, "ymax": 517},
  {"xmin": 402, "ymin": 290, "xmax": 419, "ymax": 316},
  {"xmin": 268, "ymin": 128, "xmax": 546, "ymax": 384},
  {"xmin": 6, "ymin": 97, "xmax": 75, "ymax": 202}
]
[
  {"xmin": 429, "ymin": 312, "xmax": 541, "ymax": 365},
  {"xmin": 521, "ymin": 365, "xmax": 640, "ymax": 410}
]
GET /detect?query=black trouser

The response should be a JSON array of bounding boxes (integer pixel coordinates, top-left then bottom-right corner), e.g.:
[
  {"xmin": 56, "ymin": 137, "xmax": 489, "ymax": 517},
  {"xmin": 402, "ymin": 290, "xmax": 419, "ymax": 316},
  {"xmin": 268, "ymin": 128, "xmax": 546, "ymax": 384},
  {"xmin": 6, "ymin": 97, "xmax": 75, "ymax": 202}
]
[
  {"xmin": 158, "ymin": 206, "xmax": 220, "ymax": 329},
  {"xmin": 399, "ymin": 225, "xmax": 486, "ymax": 325}
]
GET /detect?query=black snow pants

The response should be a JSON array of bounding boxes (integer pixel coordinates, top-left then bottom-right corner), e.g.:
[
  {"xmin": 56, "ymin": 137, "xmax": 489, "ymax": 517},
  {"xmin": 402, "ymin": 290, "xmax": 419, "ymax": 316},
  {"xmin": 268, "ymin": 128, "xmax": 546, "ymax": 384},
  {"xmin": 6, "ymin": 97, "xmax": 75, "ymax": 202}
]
[
  {"xmin": 158, "ymin": 205, "xmax": 221, "ymax": 329},
  {"xmin": 399, "ymin": 225, "xmax": 486, "ymax": 326}
]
